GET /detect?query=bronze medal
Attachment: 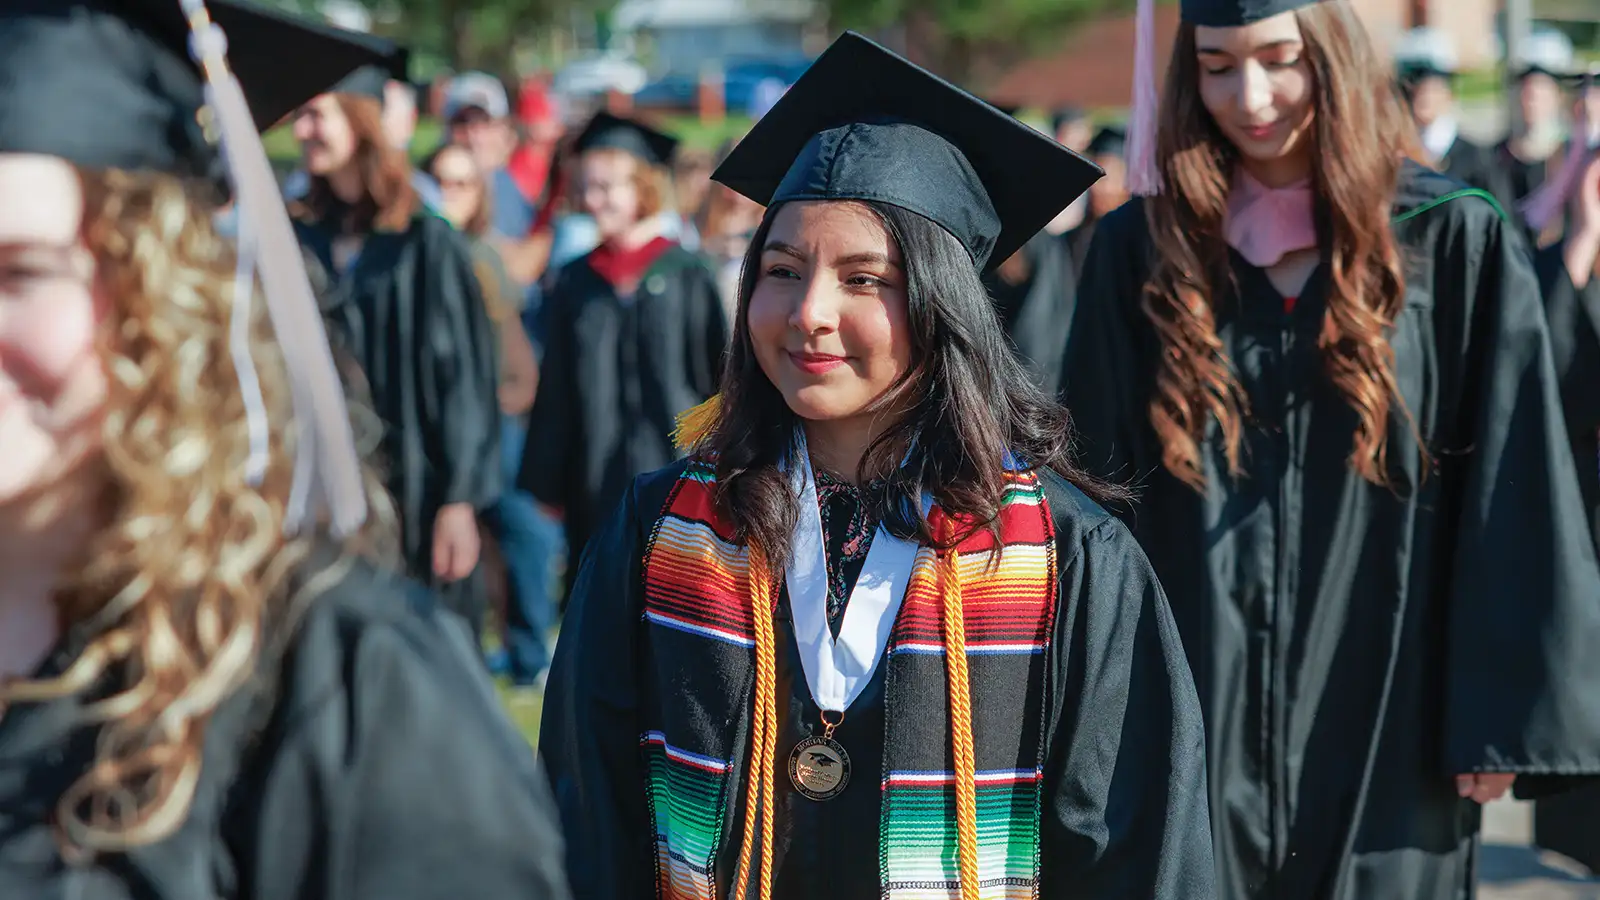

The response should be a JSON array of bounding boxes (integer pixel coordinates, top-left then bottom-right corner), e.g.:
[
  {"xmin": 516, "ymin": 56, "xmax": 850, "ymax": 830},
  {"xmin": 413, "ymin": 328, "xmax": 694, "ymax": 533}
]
[{"xmin": 788, "ymin": 735, "xmax": 851, "ymax": 801}]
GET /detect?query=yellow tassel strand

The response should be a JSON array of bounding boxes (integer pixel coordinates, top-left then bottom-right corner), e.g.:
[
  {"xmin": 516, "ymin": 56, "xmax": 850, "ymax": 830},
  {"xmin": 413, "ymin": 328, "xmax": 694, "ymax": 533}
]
[
  {"xmin": 733, "ymin": 547, "xmax": 778, "ymax": 900},
  {"xmin": 672, "ymin": 393, "xmax": 724, "ymax": 453},
  {"xmin": 941, "ymin": 528, "xmax": 981, "ymax": 900}
]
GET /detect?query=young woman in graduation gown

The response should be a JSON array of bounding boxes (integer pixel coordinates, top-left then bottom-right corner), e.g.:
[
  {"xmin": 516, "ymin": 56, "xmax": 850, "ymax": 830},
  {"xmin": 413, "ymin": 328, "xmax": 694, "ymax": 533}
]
[
  {"xmin": 542, "ymin": 32, "xmax": 1215, "ymax": 900},
  {"xmin": 1062, "ymin": 1, "xmax": 1600, "ymax": 898},
  {"xmin": 1526, "ymin": 138, "xmax": 1600, "ymax": 876},
  {"xmin": 0, "ymin": 3, "xmax": 569, "ymax": 899},
  {"xmin": 976, "ymin": 102, "xmax": 1078, "ymax": 395},
  {"xmin": 518, "ymin": 113, "xmax": 728, "ymax": 600},
  {"xmin": 980, "ymin": 230, "xmax": 1076, "ymax": 395},
  {"xmin": 290, "ymin": 86, "xmax": 501, "ymax": 640}
]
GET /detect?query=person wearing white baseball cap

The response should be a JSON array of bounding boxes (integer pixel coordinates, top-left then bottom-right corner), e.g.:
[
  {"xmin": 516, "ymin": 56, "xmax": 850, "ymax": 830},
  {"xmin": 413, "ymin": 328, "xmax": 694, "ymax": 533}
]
[
  {"xmin": 442, "ymin": 71, "xmax": 534, "ymax": 241},
  {"xmin": 1394, "ymin": 27, "xmax": 1501, "ymax": 201},
  {"xmin": 1495, "ymin": 29, "xmax": 1578, "ymax": 216}
]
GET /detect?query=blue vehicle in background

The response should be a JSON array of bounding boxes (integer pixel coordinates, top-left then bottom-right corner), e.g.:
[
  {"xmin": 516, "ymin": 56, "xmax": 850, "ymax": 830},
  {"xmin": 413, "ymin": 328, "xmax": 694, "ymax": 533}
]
[{"xmin": 633, "ymin": 55, "xmax": 812, "ymax": 114}]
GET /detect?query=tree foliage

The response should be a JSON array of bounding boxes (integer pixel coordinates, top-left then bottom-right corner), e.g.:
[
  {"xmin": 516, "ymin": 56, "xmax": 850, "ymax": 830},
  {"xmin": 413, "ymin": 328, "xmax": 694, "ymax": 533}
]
[{"xmin": 309, "ymin": 0, "xmax": 603, "ymax": 77}]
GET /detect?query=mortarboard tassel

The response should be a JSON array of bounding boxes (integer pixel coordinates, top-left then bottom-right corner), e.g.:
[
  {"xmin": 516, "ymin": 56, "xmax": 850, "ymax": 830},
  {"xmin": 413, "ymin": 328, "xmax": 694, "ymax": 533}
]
[
  {"xmin": 179, "ymin": 0, "xmax": 367, "ymax": 537},
  {"xmin": 1126, "ymin": 0, "xmax": 1163, "ymax": 196},
  {"xmin": 673, "ymin": 393, "xmax": 724, "ymax": 452}
]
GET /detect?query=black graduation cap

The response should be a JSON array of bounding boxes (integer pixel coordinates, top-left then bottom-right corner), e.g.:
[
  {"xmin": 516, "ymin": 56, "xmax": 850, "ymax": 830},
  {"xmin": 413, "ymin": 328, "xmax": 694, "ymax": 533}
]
[
  {"xmin": 1087, "ymin": 127, "xmax": 1126, "ymax": 159},
  {"xmin": 335, "ymin": 47, "xmax": 411, "ymax": 102},
  {"xmin": 1180, "ymin": 0, "xmax": 1324, "ymax": 26},
  {"xmin": 574, "ymin": 111, "xmax": 680, "ymax": 167},
  {"xmin": 989, "ymin": 100, "xmax": 1023, "ymax": 118},
  {"xmin": 0, "ymin": 0, "xmax": 398, "ymax": 179},
  {"xmin": 711, "ymin": 31, "xmax": 1101, "ymax": 273}
]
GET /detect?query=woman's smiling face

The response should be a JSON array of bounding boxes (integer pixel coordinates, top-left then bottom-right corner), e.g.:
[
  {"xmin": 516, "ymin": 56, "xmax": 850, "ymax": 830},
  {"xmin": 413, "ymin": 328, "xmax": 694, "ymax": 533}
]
[{"xmin": 745, "ymin": 200, "xmax": 913, "ymax": 426}]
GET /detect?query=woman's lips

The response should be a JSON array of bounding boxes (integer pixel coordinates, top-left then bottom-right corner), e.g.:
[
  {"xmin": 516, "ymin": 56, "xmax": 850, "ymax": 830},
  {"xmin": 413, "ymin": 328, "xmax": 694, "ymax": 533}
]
[
  {"xmin": 1241, "ymin": 122, "xmax": 1280, "ymax": 141},
  {"xmin": 787, "ymin": 351, "xmax": 847, "ymax": 374}
]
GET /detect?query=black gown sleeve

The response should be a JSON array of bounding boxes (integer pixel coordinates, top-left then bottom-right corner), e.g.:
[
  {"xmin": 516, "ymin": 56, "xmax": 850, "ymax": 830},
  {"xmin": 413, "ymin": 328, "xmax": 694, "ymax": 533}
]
[
  {"xmin": 1537, "ymin": 245, "xmax": 1600, "ymax": 452},
  {"xmin": 232, "ymin": 567, "xmax": 571, "ymax": 900},
  {"xmin": 538, "ymin": 475, "xmax": 655, "ymax": 900},
  {"xmin": 1437, "ymin": 206, "xmax": 1600, "ymax": 788},
  {"xmin": 1041, "ymin": 511, "xmax": 1214, "ymax": 898},
  {"xmin": 1060, "ymin": 203, "xmax": 1154, "ymax": 494},
  {"xmin": 1011, "ymin": 233, "xmax": 1077, "ymax": 396},
  {"xmin": 419, "ymin": 218, "xmax": 502, "ymax": 510},
  {"xmin": 519, "ymin": 266, "xmax": 577, "ymax": 509},
  {"xmin": 682, "ymin": 261, "xmax": 730, "ymax": 399}
]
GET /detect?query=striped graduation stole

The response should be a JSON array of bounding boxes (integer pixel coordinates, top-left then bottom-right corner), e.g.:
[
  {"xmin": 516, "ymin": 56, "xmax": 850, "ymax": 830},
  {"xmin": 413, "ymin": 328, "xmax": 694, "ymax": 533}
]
[{"xmin": 639, "ymin": 457, "xmax": 1059, "ymax": 900}]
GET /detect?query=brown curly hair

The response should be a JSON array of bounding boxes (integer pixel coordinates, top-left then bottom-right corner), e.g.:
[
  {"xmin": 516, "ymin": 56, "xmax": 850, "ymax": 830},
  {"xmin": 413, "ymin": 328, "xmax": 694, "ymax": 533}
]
[
  {"xmin": 0, "ymin": 167, "xmax": 394, "ymax": 855},
  {"xmin": 1143, "ymin": 2, "xmax": 1420, "ymax": 491}
]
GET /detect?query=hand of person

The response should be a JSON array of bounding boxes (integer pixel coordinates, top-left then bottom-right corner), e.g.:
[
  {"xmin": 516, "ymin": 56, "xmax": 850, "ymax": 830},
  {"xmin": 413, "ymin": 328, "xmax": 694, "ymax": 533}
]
[
  {"xmin": 432, "ymin": 502, "xmax": 482, "ymax": 583},
  {"xmin": 1569, "ymin": 153, "xmax": 1600, "ymax": 242},
  {"xmin": 1565, "ymin": 154, "xmax": 1600, "ymax": 288},
  {"xmin": 1455, "ymin": 773, "xmax": 1516, "ymax": 805}
]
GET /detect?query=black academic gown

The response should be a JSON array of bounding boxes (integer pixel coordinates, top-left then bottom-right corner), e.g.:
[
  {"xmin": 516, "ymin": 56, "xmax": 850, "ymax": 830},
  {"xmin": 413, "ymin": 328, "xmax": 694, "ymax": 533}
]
[
  {"xmin": 1529, "ymin": 245, "xmax": 1600, "ymax": 873},
  {"xmin": 1062, "ymin": 162, "xmax": 1600, "ymax": 900},
  {"xmin": 518, "ymin": 244, "xmax": 727, "ymax": 597},
  {"xmin": 1490, "ymin": 139, "xmax": 1555, "ymax": 211},
  {"xmin": 981, "ymin": 229, "xmax": 1078, "ymax": 395},
  {"xmin": 1064, "ymin": 216, "xmax": 1100, "ymax": 272},
  {"xmin": 0, "ymin": 555, "xmax": 570, "ymax": 900},
  {"xmin": 296, "ymin": 214, "xmax": 501, "ymax": 633},
  {"xmin": 541, "ymin": 460, "xmax": 1216, "ymax": 900},
  {"xmin": 1435, "ymin": 137, "xmax": 1512, "ymax": 210}
]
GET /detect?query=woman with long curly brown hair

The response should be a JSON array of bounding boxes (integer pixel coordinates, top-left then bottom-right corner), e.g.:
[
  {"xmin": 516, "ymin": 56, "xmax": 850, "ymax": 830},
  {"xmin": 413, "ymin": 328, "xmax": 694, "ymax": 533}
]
[
  {"xmin": 0, "ymin": 3, "xmax": 568, "ymax": 898},
  {"xmin": 1062, "ymin": 0, "xmax": 1600, "ymax": 897},
  {"xmin": 291, "ymin": 80, "xmax": 501, "ymax": 644}
]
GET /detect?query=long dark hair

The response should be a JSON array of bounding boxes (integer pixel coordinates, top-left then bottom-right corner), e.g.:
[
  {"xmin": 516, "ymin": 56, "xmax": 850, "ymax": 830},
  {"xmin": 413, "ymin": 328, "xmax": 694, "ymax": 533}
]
[{"xmin": 702, "ymin": 200, "xmax": 1130, "ymax": 572}]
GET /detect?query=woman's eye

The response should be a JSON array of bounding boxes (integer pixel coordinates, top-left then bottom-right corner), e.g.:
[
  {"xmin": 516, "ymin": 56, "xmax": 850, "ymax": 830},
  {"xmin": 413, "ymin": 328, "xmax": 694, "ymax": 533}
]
[
  {"xmin": 763, "ymin": 265, "xmax": 799, "ymax": 280},
  {"xmin": 845, "ymin": 274, "xmax": 886, "ymax": 289},
  {"xmin": 1266, "ymin": 57, "xmax": 1301, "ymax": 70},
  {"xmin": 1203, "ymin": 65, "xmax": 1234, "ymax": 76}
]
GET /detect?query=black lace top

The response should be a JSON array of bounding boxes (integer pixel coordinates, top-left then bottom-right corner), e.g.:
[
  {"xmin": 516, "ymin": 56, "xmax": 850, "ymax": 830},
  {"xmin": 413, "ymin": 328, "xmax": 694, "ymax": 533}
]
[{"xmin": 813, "ymin": 468, "xmax": 884, "ymax": 637}]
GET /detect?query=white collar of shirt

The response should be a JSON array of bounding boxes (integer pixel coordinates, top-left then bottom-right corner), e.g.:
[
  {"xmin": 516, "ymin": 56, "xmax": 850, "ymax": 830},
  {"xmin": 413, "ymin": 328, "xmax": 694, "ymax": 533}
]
[
  {"xmin": 783, "ymin": 433, "xmax": 926, "ymax": 713},
  {"xmin": 1422, "ymin": 115, "xmax": 1459, "ymax": 164}
]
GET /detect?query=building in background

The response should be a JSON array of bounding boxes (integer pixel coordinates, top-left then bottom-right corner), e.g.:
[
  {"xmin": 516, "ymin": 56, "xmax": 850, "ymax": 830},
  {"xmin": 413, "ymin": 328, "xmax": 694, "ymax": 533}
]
[{"xmin": 992, "ymin": 0, "xmax": 1503, "ymax": 111}]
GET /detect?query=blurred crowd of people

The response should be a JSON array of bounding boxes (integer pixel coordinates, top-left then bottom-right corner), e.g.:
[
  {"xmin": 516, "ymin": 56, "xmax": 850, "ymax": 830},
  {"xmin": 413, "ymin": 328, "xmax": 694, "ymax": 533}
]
[{"xmin": 290, "ymin": 22, "xmax": 1600, "ymax": 704}]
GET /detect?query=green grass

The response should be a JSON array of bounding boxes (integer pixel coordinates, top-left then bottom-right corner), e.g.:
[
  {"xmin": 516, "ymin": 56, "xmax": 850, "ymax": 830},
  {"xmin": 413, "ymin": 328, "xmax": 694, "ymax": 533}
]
[{"xmin": 497, "ymin": 679, "xmax": 545, "ymax": 747}]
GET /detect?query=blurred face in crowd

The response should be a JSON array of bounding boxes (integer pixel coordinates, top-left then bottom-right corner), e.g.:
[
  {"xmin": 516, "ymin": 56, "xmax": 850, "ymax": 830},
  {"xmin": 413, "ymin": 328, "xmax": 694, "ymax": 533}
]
[
  {"xmin": 674, "ymin": 153, "xmax": 715, "ymax": 225},
  {"xmin": 381, "ymin": 81, "xmax": 419, "ymax": 152},
  {"xmin": 293, "ymin": 94, "xmax": 359, "ymax": 177},
  {"xmin": 713, "ymin": 186, "xmax": 764, "ymax": 240},
  {"xmin": 1088, "ymin": 151, "xmax": 1128, "ymax": 219},
  {"xmin": 580, "ymin": 148, "xmax": 647, "ymax": 240},
  {"xmin": 1520, "ymin": 72, "xmax": 1564, "ymax": 132},
  {"xmin": 450, "ymin": 107, "xmax": 514, "ymax": 172},
  {"xmin": 1195, "ymin": 11, "xmax": 1315, "ymax": 174},
  {"xmin": 747, "ymin": 200, "xmax": 912, "ymax": 426},
  {"xmin": 0, "ymin": 155, "xmax": 107, "ymax": 507},
  {"xmin": 1054, "ymin": 118, "xmax": 1093, "ymax": 154},
  {"xmin": 1580, "ymin": 85, "xmax": 1600, "ymax": 140},
  {"xmin": 1407, "ymin": 74, "xmax": 1453, "ymax": 128},
  {"xmin": 526, "ymin": 116, "xmax": 564, "ymax": 146},
  {"xmin": 431, "ymin": 146, "xmax": 485, "ymax": 233}
]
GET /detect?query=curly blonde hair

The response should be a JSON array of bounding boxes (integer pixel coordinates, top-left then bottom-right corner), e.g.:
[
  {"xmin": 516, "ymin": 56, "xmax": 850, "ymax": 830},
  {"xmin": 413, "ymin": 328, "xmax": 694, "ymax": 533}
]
[{"xmin": 0, "ymin": 167, "xmax": 394, "ymax": 856}]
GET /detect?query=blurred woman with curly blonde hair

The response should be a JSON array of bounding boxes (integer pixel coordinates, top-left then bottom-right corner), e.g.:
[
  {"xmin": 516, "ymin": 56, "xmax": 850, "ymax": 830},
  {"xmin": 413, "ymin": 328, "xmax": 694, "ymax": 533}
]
[{"xmin": 0, "ymin": 2, "xmax": 568, "ymax": 899}]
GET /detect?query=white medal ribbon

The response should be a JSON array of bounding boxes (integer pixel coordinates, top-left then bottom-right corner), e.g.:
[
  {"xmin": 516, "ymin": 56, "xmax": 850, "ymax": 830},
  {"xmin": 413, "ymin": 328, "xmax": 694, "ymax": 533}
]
[{"xmin": 785, "ymin": 432, "xmax": 928, "ymax": 714}]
